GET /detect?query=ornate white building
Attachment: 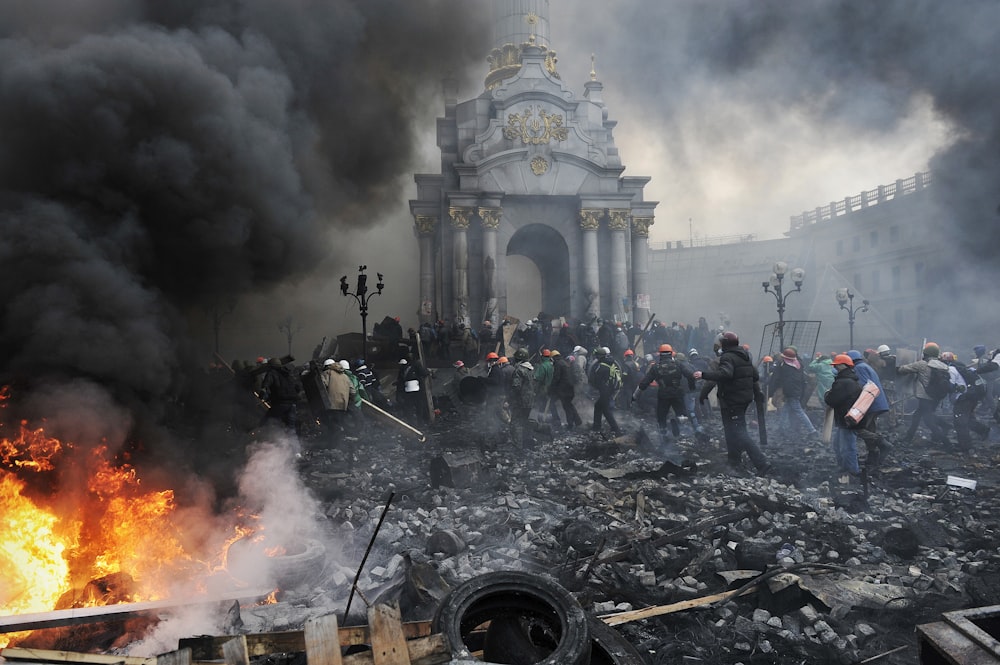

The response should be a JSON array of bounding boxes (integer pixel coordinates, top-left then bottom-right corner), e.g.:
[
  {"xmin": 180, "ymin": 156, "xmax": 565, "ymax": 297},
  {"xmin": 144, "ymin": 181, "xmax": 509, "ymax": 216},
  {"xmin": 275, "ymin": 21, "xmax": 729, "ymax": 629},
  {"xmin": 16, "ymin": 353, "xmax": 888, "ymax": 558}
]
[{"xmin": 409, "ymin": 0, "xmax": 656, "ymax": 327}]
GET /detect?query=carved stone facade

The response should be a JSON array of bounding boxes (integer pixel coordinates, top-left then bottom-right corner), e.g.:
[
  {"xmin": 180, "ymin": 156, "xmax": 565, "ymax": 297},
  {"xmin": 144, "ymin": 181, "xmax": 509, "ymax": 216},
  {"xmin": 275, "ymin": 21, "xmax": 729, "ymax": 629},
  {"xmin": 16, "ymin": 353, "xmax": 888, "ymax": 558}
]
[{"xmin": 409, "ymin": 0, "xmax": 656, "ymax": 326}]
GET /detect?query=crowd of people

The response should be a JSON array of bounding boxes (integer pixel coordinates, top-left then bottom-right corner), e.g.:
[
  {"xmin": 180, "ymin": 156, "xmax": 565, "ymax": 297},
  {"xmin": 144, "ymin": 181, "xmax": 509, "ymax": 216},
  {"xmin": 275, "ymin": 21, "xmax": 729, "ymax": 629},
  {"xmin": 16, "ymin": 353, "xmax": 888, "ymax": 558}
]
[{"xmin": 216, "ymin": 312, "xmax": 1000, "ymax": 480}]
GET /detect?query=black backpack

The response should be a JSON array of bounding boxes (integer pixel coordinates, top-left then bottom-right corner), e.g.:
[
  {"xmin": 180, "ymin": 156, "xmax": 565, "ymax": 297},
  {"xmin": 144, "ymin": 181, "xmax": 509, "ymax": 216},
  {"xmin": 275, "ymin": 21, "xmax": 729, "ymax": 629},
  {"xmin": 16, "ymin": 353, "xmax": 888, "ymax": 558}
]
[
  {"xmin": 956, "ymin": 364, "xmax": 986, "ymax": 398},
  {"xmin": 923, "ymin": 365, "xmax": 952, "ymax": 400}
]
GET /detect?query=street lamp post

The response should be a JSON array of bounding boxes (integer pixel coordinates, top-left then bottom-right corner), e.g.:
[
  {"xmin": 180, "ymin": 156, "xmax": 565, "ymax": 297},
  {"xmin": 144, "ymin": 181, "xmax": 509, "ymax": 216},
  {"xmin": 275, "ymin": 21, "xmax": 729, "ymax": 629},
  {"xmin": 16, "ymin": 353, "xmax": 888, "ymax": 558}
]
[
  {"xmin": 340, "ymin": 265, "xmax": 384, "ymax": 364},
  {"xmin": 762, "ymin": 261, "xmax": 806, "ymax": 351},
  {"xmin": 835, "ymin": 288, "xmax": 869, "ymax": 350}
]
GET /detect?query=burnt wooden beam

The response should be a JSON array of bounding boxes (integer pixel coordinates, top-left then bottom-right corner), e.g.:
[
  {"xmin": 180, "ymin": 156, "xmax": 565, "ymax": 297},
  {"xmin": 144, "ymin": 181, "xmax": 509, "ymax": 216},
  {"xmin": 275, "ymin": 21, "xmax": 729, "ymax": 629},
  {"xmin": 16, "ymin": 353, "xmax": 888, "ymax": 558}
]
[{"xmin": 0, "ymin": 590, "xmax": 274, "ymax": 635}]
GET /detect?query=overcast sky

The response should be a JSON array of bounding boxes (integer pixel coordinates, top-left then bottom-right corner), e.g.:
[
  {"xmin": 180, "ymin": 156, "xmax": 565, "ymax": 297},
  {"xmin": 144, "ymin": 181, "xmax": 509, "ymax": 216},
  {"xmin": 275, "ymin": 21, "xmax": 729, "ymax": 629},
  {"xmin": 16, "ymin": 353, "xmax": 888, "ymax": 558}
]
[{"xmin": 2, "ymin": 0, "xmax": 996, "ymax": 380}]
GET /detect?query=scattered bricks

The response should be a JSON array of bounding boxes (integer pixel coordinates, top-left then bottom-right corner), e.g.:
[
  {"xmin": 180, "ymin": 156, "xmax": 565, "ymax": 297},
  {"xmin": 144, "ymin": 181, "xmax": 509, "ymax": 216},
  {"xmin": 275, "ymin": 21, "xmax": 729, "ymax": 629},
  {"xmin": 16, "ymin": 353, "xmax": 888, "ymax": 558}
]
[
  {"xmin": 820, "ymin": 629, "xmax": 839, "ymax": 644},
  {"xmin": 638, "ymin": 571, "xmax": 657, "ymax": 586},
  {"xmin": 766, "ymin": 616, "xmax": 783, "ymax": 630},
  {"xmin": 716, "ymin": 607, "xmax": 735, "ymax": 621},
  {"xmin": 856, "ymin": 623, "xmax": 878, "ymax": 641},
  {"xmin": 593, "ymin": 601, "xmax": 616, "ymax": 613},
  {"xmin": 752, "ymin": 608, "xmax": 772, "ymax": 625},
  {"xmin": 814, "ymin": 620, "xmax": 832, "ymax": 634},
  {"xmin": 758, "ymin": 639, "xmax": 774, "ymax": 653},
  {"xmin": 827, "ymin": 550, "xmax": 840, "ymax": 561},
  {"xmin": 799, "ymin": 604, "xmax": 820, "ymax": 624}
]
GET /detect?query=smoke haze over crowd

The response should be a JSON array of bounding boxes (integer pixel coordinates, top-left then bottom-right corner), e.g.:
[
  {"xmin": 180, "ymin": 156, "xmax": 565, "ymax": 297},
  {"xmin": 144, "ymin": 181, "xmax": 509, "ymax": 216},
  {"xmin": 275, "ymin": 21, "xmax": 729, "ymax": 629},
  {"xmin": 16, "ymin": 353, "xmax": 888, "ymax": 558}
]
[{"xmin": 3, "ymin": 0, "xmax": 999, "ymax": 405}]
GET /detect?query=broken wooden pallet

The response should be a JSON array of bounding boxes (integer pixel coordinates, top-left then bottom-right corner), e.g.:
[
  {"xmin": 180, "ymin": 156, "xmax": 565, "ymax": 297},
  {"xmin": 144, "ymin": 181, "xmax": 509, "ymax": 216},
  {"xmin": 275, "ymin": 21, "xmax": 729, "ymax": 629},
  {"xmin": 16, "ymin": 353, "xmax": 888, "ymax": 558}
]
[{"xmin": 1, "ymin": 602, "xmax": 450, "ymax": 665}]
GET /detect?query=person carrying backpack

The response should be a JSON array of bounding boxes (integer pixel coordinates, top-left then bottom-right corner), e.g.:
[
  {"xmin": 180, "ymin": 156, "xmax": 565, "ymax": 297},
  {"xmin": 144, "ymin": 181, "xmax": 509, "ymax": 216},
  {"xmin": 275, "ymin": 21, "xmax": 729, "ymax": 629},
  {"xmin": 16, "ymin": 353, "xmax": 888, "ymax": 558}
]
[
  {"xmin": 634, "ymin": 344, "xmax": 701, "ymax": 446},
  {"xmin": 897, "ymin": 342, "xmax": 950, "ymax": 445},
  {"xmin": 589, "ymin": 347, "xmax": 623, "ymax": 436},
  {"xmin": 941, "ymin": 351, "xmax": 990, "ymax": 448},
  {"xmin": 260, "ymin": 357, "xmax": 302, "ymax": 433}
]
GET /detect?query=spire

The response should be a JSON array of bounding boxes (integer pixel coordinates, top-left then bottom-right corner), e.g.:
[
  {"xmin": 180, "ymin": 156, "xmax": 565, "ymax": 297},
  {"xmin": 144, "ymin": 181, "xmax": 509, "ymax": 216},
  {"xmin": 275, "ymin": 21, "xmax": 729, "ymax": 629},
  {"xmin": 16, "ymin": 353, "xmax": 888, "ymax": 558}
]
[{"xmin": 485, "ymin": 0, "xmax": 559, "ymax": 90}]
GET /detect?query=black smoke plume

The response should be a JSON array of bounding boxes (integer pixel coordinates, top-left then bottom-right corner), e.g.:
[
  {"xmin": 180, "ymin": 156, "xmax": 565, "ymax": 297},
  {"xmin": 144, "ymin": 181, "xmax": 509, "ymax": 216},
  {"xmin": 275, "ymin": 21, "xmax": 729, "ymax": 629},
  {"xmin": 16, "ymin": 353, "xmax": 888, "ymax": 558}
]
[{"xmin": 0, "ymin": 1, "xmax": 487, "ymax": 421}]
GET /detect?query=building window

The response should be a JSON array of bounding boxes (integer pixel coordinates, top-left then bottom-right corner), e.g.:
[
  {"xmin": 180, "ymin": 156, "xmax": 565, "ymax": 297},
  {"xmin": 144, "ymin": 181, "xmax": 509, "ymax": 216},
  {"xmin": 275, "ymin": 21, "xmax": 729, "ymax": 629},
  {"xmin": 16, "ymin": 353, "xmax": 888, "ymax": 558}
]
[
  {"xmin": 871, "ymin": 270, "xmax": 880, "ymax": 293},
  {"xmin": 836, "ymin": 239, "xmax": 844, "ymax": 256},
  {"xmin": 852, "ymin": 236, "xmax": 861, "ymax": 252},
  {"xmin": 892, "ymin": 265, "xmax": 901, "ymax": 291},
  {"xmin": 870, "ymin": 231, "xmax": 878, "ymax": 248},
  {"xmin": 890, "ymin": 225, "xmax": 900, "ymax": 243}
]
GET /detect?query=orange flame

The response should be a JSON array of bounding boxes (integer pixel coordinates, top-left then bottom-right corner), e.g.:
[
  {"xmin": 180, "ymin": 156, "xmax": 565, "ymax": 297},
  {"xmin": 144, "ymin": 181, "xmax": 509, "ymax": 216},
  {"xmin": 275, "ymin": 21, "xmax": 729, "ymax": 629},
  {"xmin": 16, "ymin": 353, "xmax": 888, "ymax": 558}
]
[{"xmin": 0, "ymin": 387, "xmax": 241, "ymax": 648}]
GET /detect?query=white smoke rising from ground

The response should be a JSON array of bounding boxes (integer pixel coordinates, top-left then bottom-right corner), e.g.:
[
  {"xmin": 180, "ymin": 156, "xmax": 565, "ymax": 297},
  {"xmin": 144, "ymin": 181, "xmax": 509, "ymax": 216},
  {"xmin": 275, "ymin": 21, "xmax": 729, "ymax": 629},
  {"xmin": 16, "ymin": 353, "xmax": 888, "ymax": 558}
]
[{"xmin": 127, "ymin": 431, "xmax": 338, "ymax": 656}]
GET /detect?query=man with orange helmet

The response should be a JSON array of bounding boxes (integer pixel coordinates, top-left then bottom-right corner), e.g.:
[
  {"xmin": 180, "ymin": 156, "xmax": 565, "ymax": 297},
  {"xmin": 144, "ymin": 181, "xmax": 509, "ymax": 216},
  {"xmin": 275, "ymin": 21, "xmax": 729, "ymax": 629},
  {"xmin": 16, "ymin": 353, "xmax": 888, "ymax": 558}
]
[
  {"xmin": 635, "ymin": 343, "xmax": 701, "ymax": 450},
  {"xmin": 825, "ymin": 354, "xmax": 863, "ymax": 477}
]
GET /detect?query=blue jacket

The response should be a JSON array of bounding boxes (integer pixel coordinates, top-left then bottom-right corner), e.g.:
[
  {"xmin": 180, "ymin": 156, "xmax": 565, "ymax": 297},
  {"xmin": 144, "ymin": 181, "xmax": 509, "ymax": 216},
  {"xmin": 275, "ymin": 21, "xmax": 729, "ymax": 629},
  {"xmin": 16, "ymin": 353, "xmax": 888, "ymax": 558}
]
[{"xmin": 852, "ymin": 360, "xmax": 889, "ymax": 414}]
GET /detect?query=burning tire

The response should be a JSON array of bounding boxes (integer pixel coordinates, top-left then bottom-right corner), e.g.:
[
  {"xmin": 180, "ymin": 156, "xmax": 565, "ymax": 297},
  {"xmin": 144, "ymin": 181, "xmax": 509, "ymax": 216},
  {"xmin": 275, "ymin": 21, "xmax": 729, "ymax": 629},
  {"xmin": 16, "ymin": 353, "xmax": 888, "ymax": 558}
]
[
  {"xmin": 587, "ymin": 617, "xmax": 647, "ymax": 665},
  {"xmin": 433, "ymin": 571, "xmax": 591, "ymax": 665},
  {"xmin": 226, "ymin": 537, "xmax": 327, "ymax": 589}
]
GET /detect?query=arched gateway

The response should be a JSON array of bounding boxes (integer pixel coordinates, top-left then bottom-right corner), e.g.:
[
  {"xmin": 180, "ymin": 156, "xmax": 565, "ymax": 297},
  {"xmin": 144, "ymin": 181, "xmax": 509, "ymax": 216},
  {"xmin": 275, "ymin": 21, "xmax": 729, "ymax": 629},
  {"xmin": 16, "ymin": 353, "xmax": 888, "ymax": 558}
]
[{"xmin": 410, "ymin": 0, "xmax": 657, "ymax": 328}]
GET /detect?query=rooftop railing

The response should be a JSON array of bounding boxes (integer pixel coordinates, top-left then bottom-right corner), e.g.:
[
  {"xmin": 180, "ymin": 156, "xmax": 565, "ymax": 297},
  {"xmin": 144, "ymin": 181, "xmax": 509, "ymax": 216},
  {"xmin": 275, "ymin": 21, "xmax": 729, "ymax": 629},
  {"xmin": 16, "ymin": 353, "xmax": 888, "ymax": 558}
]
[{"xmin": 788, "ymin": 171, "xmax": 931, "ymax": 232}]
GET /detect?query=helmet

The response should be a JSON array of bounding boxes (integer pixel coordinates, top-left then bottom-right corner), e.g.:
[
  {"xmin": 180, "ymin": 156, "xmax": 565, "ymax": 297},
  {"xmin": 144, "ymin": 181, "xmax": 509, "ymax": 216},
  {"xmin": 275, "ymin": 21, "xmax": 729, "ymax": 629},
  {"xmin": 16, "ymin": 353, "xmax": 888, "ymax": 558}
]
[
  {"xmin": 452, "ymin": 360, "xmax": 465, "ymax": 368},
  {"xmin": 832, "ymin": 354, "xmax": 854, "ymax": 367},
  {"xmin": 256, "ymin": 356, "xmax": 266, "ymax": 364},
  {"xmin": 974, "ymin": 345, "xmax": 987, "ymax": 357},
  {"xmin": 719, "ymin": 331, "xmax": 739, "ymax": 348},
  {"xmin": 355, "ymin": 358, "xmax": 366, "ymax": 367},
  {"xmin": 658, "ymin": 344, "xmax": 673, "ymax": 354},
  {"xmin": 923, "ymin": 342, "xmax": 940, "ymax": 358},
  {"xmin": 339, "ymin": 360, "xmax": 350, "ymax": 370},
  {"xmin": 847, "ymin": 350, "xmax": 863, "ymax": 362},
  {"xmin": 602, "ymin": 346, "xmax": 611, "ymax": 355},
  {"xmin": 623, "ymin": 349, "xmax": 634, "ymax": 356},
  {"xmin": 940, "ymin": 351, "xmax": 956, "ymax": 362},
  {"xmin": 486, "ymin": 352, "xmax": 499, "ymax": 360},
  {"xmin": 593, "ymin": 347, "xmax": 606, "ymax": 357},
  {"xmin": 514, "ymin": 348, "xmax": 529, "ymax": 361},
  {"xmin": 541, "ymin": 348, "xmax": 551, "ymax": 357},
  {"xmin": 762, "ymin": 355, "xmax": 773, "ymax": 363},
  {"xmin": 398, "ymin": 358, "xmax": 408, "ymax": 365},
  {"xmin": 498, "ymin": 356, "xmax": 509, "ymax": 365},
  {"xmin": 549, "ymin": 350, "xmax": 561, "ymax": 357},
  {"xmin": 877, "ymin": 344, "xmax": 891, "ymax": 355},
  {"xmin": 688, "ymin": 348, "xmax": 699, "ymax": 356},
  {"xmin": 323, "ymin": 359, "xmax": 336, "ymax": 367}
]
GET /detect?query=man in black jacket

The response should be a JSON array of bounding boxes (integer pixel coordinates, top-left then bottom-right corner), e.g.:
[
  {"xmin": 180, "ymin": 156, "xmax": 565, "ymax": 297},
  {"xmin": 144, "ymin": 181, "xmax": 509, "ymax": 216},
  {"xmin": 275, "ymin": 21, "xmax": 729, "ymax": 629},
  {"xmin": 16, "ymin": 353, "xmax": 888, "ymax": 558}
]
[
  {"xmin": 548, "ymin": 350, "xmax": 582, "ymax": 431},
  {"xmin": 695, "ymin": 332, "xmax": 771, "ymax": 474},
  {"xmin": 634, "ymin": 344, "xmax": 699, "ymax": 445}
]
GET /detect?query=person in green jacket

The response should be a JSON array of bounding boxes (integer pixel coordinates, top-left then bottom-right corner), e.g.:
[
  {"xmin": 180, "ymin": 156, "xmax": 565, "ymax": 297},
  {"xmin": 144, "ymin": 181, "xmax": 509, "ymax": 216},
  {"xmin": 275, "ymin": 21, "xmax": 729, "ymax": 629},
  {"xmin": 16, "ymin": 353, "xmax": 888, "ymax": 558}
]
[
  {"xmin": 807, "ymin": 353, "xmax": 835, "ymax": 404},
  {"xmin": 533, "ymin": 348, "xmax": 555, "ymax": 417}
]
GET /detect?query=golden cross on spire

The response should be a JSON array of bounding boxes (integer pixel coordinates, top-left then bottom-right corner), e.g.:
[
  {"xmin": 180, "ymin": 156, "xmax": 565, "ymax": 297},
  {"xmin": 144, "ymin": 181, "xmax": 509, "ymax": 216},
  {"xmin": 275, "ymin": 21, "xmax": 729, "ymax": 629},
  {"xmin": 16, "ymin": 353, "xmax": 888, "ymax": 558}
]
[
  {"xmin": 526, "ymin": 12, "xmax": 538, "ymax": 44},
  {"xmin": 590, "ymin": 53, "xmax": 597, "ymax": 81}
]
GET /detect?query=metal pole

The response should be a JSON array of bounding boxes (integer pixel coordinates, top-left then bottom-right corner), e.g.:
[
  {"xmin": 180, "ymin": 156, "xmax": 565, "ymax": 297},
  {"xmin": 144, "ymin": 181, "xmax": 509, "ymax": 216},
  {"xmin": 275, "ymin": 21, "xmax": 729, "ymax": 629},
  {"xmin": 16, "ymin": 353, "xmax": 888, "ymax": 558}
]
[
  {"xmin": 361, "ymin": 307, "xmax": 368, "ymax": 364},
  {"xmin": 776, "ymin": 278, "xmax": 785, "ymax": 351}
]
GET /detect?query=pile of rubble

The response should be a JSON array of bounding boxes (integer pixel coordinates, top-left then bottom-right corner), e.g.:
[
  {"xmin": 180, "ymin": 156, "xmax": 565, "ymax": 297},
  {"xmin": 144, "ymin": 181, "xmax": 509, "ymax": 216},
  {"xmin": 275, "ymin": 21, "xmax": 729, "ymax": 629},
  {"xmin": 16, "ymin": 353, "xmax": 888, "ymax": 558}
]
[{"xmin": 277, "ymin": 405, "xmax": 1000, "ymax": 664}]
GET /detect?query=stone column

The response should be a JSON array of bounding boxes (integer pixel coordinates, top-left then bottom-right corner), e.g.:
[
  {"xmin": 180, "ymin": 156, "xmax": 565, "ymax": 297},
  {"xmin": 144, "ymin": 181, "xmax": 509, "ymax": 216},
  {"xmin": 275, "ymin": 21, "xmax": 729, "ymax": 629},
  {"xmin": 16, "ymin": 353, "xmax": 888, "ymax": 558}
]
[
  {"xmin": 630, "ymin": 216, "xmax": 654, "ymax": 325},
  {"xmin": 479, "ymin": 206, "xmax": 502, "ymax": 326},
  {"xmin": 608, "ymin": 209, "xmax": 630, "ymax": 322},
  {"xmin": 449, "ymin": 206, "xmax": 473, "ymax": 327},
  {"xmin": 414, "ymin": 215, "xmax": 437, "ymax": 323},
  {"xmin": 579, "ymin": 208, "xmax": 603, "ymax": 320}
]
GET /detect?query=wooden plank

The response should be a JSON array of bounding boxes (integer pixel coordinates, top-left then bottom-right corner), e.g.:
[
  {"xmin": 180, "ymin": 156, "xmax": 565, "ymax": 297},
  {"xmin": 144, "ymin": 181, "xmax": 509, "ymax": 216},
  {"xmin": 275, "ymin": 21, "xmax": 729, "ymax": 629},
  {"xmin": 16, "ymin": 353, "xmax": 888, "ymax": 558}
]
[
  {"xmin": 177, "ymin": 622, "xmax": 433, "ymax": 659},
  {"xmin": 155, "ymin": 649, "xmax": 192, "ymax": 665},
  {"xmin": 340, "ymin": 635, "xmax": 450, "ymax": 665},
  {"xmin": 367, "ymin": 603, "xmax": 411, "ymax": 665},
  {"xmin": 0, "ymin": 649, "xmax": 154, "ymax": 665},
  {"xmin": 599, "ymin": 587, "xmax": 757, "ymax": 626},
  {"xmin": 0, "ymin": 590, "xmax": 274, "ymax": 634},
  {"xmin": 304, "ymin": 614, "xmax": 343, "ymax": 665},
  {"xmin": 221, "ymin": 637, "xmax": 249, "ymax": 665}
]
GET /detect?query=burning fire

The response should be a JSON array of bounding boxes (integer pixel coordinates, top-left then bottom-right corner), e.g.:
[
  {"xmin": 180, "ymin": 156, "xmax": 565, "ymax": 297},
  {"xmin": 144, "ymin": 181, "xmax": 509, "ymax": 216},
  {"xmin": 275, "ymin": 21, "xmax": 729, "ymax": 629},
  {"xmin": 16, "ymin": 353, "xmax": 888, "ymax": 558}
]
[{"xmin": 0, "ymin": 386, "xmax": 265, "ymax": 648}]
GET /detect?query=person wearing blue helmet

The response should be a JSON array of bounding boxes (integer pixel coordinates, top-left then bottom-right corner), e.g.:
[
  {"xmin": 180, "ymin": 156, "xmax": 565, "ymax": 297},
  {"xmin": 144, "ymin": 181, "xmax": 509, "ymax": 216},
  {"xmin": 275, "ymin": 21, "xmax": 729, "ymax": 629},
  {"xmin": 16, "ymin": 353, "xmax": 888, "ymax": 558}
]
[{"xmin": 848, "ymin": 350, "xmax": 893, "ymax": 472}]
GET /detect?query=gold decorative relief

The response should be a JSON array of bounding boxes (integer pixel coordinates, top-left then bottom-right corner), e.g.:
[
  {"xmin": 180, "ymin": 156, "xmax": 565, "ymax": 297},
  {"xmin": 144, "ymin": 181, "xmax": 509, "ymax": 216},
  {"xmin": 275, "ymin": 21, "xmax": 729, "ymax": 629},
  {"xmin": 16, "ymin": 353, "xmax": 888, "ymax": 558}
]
[
  {"xmin": 579, "ymin": 209, "xmax": 603, "ymax": 231},
  {"xmin": 504, "ymin": 106, "xmax": 569, "ymax": 145},
  {"xmin": 530, "ymin": 156, "xmax": 549, "ymax": 176},
  {"xmin": 449, "ymin": 206, "xmax": 472, "ymax": 230},
  {"xmin": 631, "ymin": 216, "xmax": 654, "ymax": 238},
  {"xmin": 608, "ymin": 209, "xmax": 630, "ymax": 231},
  {"xmin": 478, "ymin": 207, "xmax": 502, "ymax": 229},
  {"xmin": 414, "ymin": 215, "xmax": 438, "ymax": 235}
]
